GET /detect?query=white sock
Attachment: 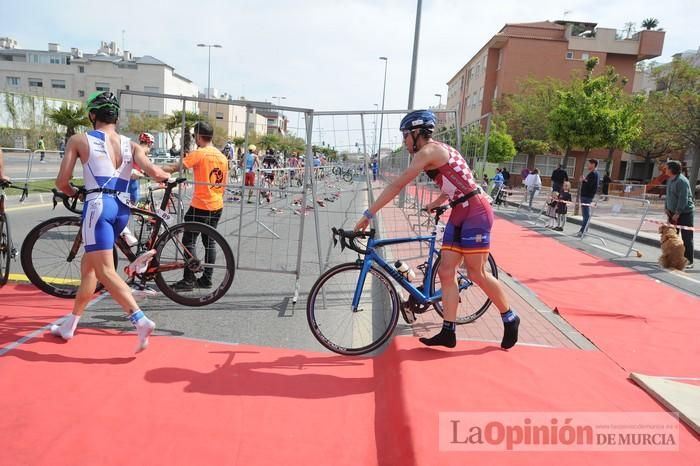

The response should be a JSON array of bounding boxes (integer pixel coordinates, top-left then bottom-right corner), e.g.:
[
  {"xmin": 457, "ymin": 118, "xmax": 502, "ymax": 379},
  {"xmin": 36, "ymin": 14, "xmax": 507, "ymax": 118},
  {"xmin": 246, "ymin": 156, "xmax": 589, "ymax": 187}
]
[
  {"xmin": 129, "ymin": 310, "xmax": 156, "ymax": 353},
  {"xmin": 49, "ymin": 314, "xmax": 80, "ymax": 340}
]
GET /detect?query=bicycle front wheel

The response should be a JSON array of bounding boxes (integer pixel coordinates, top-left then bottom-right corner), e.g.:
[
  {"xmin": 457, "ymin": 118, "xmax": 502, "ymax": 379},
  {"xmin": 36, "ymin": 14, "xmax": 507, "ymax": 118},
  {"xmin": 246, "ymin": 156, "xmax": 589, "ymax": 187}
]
[
  {"xmin": 306, "ymin": 262, "xmax": 399, "ymax": 355},
  {"xmin": 430, "ymin": 252, "xmax": 498, "ymax": 324},
  {"xmin": 0, "ymin": 213, "xmax": 10, "ymax": 286},
  {"xmin": 20, "ymin": 216, "xmax": 115, "ymax": 298},
  {"xmin": 153, "ymin": 221, "xmax": 235, "ymax": 306}
]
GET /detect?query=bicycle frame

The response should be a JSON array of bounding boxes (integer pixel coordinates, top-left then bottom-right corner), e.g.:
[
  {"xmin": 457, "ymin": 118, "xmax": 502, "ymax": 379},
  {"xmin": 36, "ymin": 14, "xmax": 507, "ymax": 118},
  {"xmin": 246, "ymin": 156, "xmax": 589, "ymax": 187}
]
[
  {"xmin": 351, "ymin": 232, "xmax": 449, "ymax": 311},
  {"xmin": 64, "ymin": 181, "xmax": 191, "ymax": 275}
]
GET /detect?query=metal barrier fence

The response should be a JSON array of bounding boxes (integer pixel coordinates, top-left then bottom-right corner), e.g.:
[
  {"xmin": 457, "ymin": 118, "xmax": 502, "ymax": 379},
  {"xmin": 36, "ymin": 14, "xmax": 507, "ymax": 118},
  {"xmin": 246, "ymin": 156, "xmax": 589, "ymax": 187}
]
[{"xmin": 579, "ymin": 195, "xmax": 650, "ymax": 257}]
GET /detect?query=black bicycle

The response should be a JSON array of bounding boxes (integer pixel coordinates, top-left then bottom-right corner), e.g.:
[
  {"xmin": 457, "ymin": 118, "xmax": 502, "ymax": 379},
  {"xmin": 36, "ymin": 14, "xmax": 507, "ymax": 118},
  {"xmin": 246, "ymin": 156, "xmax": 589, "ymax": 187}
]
[
  {"xmin": 0, "ymin": 181, "xmax": 28, "ymax": 286},
  {"xmin": 20, "ymin": 178, "xmax": 235, "ymax": 306}
]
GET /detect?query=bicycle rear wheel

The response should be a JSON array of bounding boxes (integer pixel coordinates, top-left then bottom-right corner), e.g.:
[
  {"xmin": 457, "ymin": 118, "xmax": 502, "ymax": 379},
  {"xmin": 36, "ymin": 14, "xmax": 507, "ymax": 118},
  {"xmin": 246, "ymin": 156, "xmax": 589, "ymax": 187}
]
[
  {"xmin": 20, "ymin": 216, "xmax": 116, "ymax": 298},
  {"xmin": 153, "ymin": 221, "xmax": 235, "ymax": 306},
  {"xmin": 306, "ymin": 262, "xmax": 399, "ymax": 355},
  {"xmin": 0, "ymin": 213, "xmax": 10, "ymax": 286},
  {"xmin": 430, "ymin": 252, "xmax": 498, "ymax": 324}
]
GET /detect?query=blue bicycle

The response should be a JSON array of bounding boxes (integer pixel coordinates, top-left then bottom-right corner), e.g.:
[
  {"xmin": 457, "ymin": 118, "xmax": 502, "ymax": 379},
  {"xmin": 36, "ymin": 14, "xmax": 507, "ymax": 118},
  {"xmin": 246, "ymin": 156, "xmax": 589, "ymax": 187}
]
[{"xmin": 306, "ymin": 205, "xmax": 498, "ymax": 355}]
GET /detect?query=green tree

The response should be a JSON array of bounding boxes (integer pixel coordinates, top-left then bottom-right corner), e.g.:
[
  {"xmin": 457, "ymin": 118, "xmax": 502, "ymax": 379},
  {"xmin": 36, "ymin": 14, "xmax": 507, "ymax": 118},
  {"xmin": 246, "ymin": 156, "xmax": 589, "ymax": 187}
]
[
  {"xmin": 48, "ymin": 104, "xmax": 90, "ymax": 140},
  {"xmin": 164, "ymin": 110, "xmax": 200, "ymax": 151},
  {"xmin": 629, "ymin": 101, "xmax": 675, "ymax": 181},
  {"xmin": 548, "ymin": 57, "xmax": 610, "ymax": 167},
  {"xmin": 584, "ymin": 66, "xmax": 643, "ymax": 173},
  {"xmin": 496, "ymin": 77, "xmax": 562, "ymax": 159},
  {"xmin": 485, "ymin": 124, "xmax": 517, "ymax": 163},
  {"xmin": 259, "ymin": 133, "xmax": 281, "ymax": 151},
  {"xmin": 650, "ymin": 57, "xmax": 700, "ymax": 190},
  {"xmin": 641, "ymin": 18, "xmax": 659, "ymax": 30},
  {"xmin": 126, "ymin": 113, "xmax": 164, "ymax": 136}
]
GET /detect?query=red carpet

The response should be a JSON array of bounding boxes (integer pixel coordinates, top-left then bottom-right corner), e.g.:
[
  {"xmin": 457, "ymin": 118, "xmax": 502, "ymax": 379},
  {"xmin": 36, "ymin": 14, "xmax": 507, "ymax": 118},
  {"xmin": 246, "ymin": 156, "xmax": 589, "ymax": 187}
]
[
  {"xmin": 491, "ymin": 219, "xmax": 700, "ymax": 377},
  {"xmin": 0, "ymin": 331, "xmax": 377, "ymax": 466},
  {"xmin": 384, "ymin": 337, "xmax": 700, "ymax": 466},
  {"xmin": 0, "ymin": 284, "xmax": 72, "ymax": 347}
]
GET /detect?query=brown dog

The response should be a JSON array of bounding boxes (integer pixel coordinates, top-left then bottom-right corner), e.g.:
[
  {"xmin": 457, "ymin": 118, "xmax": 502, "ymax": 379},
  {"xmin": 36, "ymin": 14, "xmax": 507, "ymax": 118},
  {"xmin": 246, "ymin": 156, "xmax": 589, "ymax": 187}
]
[{"xmin": 659, "ymin": 225, "xmax": 688, "ymax": 270}]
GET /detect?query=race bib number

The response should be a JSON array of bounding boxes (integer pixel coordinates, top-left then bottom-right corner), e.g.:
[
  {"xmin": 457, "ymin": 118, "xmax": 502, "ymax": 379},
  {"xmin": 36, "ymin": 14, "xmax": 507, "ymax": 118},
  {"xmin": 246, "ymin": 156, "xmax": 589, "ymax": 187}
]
[{"xmin": 156, "ymin": 208, "xmax": 175, "ymax": 224}]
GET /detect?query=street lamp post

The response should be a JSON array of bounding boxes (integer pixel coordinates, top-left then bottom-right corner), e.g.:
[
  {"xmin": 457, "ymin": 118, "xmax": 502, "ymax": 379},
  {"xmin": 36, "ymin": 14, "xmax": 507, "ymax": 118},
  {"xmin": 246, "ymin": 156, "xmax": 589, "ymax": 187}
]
[
  {"xmin": 197, "ymin": 43, "xmax": 222, "ymax": 118},
  {"xmin": 434, "ymin": 93, "xmax": 442, "ymax": 107},
  {"xmin": 377, "ymin": 56, "xmax": 388, "ymax": 168},
  {"xmin": 197, "ymin": 43, "xmax": 222, "ymax": 99},
  {"xmin": 372, "ymin": 103, "xmax": 379, "ymax": 155}
]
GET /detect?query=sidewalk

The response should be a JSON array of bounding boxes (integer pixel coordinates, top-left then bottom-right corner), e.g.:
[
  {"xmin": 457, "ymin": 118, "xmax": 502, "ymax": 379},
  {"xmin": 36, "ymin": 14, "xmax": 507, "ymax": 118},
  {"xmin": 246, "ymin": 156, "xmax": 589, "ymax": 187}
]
[{"xmin": 375, "ymin": 198, "xmax": 588, "ymax": 350}]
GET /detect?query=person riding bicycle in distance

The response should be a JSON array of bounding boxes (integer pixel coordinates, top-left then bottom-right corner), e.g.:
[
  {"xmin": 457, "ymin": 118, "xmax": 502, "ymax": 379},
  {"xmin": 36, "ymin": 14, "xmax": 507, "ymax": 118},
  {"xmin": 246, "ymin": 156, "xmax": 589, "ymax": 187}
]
[
  {"xmin": 354, "ymin": 110, "xmax": 520, "ymax": 349},
  {"xmin": 53, "ymin": 91, "xmax": 170, "ymax": 352}
]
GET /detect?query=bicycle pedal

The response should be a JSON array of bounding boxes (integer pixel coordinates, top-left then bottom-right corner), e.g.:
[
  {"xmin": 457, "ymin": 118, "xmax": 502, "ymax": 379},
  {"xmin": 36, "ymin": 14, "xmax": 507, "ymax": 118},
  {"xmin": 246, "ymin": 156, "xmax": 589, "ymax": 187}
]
[{"xmin": 400, "ymin": 305, "xmax": 417, "ymax": 325}]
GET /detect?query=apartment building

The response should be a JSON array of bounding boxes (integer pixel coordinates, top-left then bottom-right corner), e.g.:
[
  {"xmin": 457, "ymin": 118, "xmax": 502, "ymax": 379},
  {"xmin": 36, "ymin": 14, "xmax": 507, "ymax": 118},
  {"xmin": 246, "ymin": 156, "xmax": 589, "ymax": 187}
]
[
  {"xmin": 0, "ymin": 38, "xmax": 199, "ymax": 120},
  {"xmin": 199, "ymin": 99, "xmax": 269, "ymax": 140},
  {"xmin": 445, "ymin": 20, "xmax": 665, "ymax": 179}
]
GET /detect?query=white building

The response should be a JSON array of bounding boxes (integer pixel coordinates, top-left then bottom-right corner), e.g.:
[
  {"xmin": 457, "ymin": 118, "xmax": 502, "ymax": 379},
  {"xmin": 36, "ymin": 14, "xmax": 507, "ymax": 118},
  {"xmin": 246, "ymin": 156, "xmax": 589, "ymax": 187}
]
[{"xmin": 0, "ymin": 38, "xmax": 199, "ymax": 122}]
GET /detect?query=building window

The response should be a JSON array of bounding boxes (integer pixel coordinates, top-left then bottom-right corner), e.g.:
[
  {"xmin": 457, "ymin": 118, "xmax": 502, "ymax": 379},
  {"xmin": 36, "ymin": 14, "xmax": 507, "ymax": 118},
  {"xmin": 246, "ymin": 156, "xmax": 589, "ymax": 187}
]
[
  {"xmin": 6, "ymin": 76, "xmax": 20, "ymax": 86},
  {"xmin": 479, "ymin": 87, "xmax": 484, "ymax": 102},
  {"xmin": 28, "ymin": 78, "xmax": 43, "ymax": 88},
  {"xmin": 566, "ymin": 51, "xmax": 574, "ymax": 60},
  {"xmin": 144, "ymin": 86, "xmax": 159, "ymax": 93},
  {"xmin": 147, "ymin": 111, "xmax": 159, "ymax": 117},
  {"xmin": 78, "ymin": 65, "xmax": 85, "ymax": 73},
  {"xmin": 78, "ymin": 90, "xmax": 85, "ymax": 97},
  {"xmin": 581, "ymin": 52, "xmax": 590, "ymax": 60},
  {"xmin": 216, "ymin": 112, "xmax": 224, "ymax": 120},
  {"xmin": 51, "ymin": 79, "xmax": 66, "ymax": 89},
  {"xmin": 49, "ymin": 55, "xmax": 62, "ymax": 64},
  {"xmin": 95, "ymin": 82, "xmax": 110, "ymax": 91}
]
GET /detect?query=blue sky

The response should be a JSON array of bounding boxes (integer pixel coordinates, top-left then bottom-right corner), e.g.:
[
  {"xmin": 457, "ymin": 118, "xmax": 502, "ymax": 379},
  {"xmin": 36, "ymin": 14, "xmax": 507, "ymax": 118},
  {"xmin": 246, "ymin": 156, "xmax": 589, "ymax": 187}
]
[{"xmin": 1, "ymin": 0, "xmax": 697, "ymax": 114}]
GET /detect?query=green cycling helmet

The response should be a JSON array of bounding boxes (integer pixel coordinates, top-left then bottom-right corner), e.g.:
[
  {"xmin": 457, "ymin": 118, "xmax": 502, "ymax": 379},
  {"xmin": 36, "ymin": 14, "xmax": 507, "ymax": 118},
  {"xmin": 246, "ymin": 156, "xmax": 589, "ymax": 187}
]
[{"xmin": 86, "ymin": 91, "xmax": 120, "ymax": 112}]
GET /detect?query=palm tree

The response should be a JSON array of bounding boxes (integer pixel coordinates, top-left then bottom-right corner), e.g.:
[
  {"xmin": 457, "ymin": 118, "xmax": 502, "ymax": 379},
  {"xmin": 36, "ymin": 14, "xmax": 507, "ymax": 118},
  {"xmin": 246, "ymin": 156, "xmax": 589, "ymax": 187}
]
[
  {"xmin": 641, "ymin": 18, "xmax": 659, "ymax": 30},
  {"xmin": 164, "ymin": 110, "xmax": 200, "ymax": 151},
  {"xmin": 48, "ymin": 104, "xmax": 90, "ymax": 140}
]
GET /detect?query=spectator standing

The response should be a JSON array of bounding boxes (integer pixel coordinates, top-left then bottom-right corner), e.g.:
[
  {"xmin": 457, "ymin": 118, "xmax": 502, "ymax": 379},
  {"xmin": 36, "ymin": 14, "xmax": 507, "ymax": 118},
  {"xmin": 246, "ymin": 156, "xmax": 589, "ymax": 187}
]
[
  {"xmin": 162, "ymin": 121, "xmax": 229, "ymax": 289},
  {"xmin": 169, "ymin": 144, "xmax": 179, "ymax": 158},
  {"xmin": 550, "ymin": 164, "xmax": 569, "ymax": 193},
  {"xmin": 37, "ymin": 136, "xmax": 46, "ymax": 163},
  {"xmin": 59, "ymin": 138, "xmax": 66, "ymax": 159},
  {"xmin": 664, "ymin": 160, "xmax": 694, "ymax": 269},
  {"xmin": 520, "ymin": 167, "xmax": 530, "ymax": 184},
  {"xmin": 491, "ymin": 168, "xmax": 505, "ymax": 200},
  {"xmin": 243, "ymin": 145, "xmax": 259, "ymax": 204},
  {"xmin": 576, "ymin": 159, "xmax": 600, "ymax": 237},
  {"xmin": 501, "ymin": 167, "xmax": 510, "ymax": 187},
  {"xmin": 601, "ymin": 171, "xmax": 612, "ymax": 200},
  {"xmin": 555, "ymin": 181, "xmax": 572, "ymax": 231},
  {"xmin": 523, "ymin": 168, "xmax": 542, "ymax": 210},
  {"xmin": 371, "ymin": 158, "xmax": 378, "ymax": 182},
  {"xmin": 481, "ymin": 174, "xmax": 489, "ymax": 191}
]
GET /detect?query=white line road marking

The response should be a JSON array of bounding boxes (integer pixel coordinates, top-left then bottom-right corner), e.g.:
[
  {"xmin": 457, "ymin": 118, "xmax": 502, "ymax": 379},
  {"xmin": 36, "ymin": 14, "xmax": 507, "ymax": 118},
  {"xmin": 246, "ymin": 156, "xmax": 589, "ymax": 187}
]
[{"xmin": 0, "ymin": 292, "xmax": 108, "ymax": 357}]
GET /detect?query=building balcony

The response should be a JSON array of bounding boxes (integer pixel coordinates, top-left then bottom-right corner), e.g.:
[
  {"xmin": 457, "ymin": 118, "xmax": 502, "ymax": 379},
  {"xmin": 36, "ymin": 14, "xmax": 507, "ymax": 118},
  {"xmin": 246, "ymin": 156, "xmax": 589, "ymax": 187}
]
[{"xmin": 567, "ymin": 28, "xmax": 664, "ymax": 60}]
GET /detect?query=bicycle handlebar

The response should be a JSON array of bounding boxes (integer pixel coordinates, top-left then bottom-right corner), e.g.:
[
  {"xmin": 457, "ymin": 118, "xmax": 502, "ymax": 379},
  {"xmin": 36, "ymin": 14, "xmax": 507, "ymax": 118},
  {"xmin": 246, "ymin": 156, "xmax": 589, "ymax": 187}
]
[
  {"xmin": 422, "ymin": 205, "xmax": 450, "ymax": 225},
  {"xmin": 52, "ymin": 185, "xmax": 85, "ymax": 214},
  {"xmin": 0, "ymin": 181, "xmax": 29, "ymax": 203},
  {"xmin": 332, "ymin": 227, "xmax": 375, "ymax": 255}
]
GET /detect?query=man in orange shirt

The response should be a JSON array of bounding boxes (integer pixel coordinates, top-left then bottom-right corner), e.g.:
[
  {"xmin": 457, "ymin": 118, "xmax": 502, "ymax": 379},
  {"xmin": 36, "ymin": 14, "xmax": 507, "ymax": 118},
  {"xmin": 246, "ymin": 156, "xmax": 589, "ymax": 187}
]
[{"xmin": 163, "ymin": 121, "xmax": 228, "ymax": 290}]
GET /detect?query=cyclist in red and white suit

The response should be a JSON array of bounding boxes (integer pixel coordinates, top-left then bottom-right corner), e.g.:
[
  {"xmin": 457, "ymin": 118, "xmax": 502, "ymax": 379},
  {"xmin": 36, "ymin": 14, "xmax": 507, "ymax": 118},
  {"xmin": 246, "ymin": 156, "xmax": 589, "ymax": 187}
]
[{"xmin": 355, "ymin": 110, "xmax": 519, "ymax": 349}]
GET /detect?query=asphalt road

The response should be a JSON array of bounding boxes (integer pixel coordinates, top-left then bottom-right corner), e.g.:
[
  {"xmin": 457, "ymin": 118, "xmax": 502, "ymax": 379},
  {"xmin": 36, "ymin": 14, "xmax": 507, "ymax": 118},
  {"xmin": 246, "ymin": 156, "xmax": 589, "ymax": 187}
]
[{"xmin": 3, "ymin": 175, "xmax": 375, "ymax": 352}]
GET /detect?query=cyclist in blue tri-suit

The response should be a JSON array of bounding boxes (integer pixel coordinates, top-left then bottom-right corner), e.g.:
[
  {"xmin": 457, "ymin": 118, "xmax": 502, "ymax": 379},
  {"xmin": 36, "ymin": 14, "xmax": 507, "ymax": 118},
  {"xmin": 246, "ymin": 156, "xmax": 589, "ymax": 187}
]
[
  {"xmin": 52, "ymin": 91, "xmax": 170, "ymax": 352},
  {"xmin": 355, "ymin": 110, "xmax": 519, "ymax": 350}
]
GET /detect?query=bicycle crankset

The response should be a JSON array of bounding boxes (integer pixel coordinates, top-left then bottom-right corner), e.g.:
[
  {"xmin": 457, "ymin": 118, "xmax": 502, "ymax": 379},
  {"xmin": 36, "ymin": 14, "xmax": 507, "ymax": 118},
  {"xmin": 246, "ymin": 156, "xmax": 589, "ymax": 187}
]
[{"xmin": 405, "ymin": 293, "xmax": 432, "ymax": 314}]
